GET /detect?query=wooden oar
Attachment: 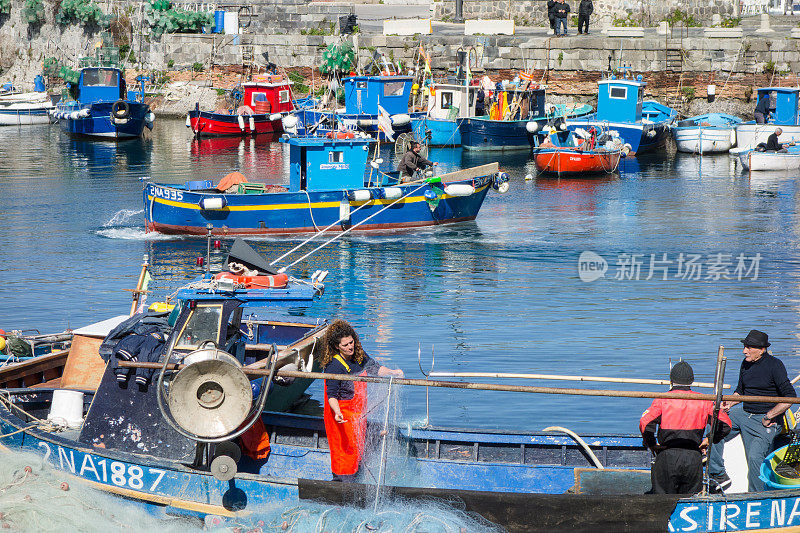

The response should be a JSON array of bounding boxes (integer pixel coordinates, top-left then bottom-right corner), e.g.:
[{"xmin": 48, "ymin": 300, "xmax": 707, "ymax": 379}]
[
  {"xmin": 428, "ymin": 371, "xmax": 730, "ymax": 389},
  {"xmin": 118, "ymin": 361, "xmax": 800, "ymax": 405},
  {"xmin": 128, "ymin": 255, "xmax": 150, "ymax": 316}
]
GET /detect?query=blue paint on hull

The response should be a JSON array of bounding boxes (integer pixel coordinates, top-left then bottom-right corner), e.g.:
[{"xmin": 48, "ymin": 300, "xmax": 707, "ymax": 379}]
[
  {"xmin": 460, "ymin": 117, "xmax": 541, "ymax": 151},
  {"xmin": 411, "ymin": 117, "xmax": 462, "ymax": 146},
  {"xmin": 566, "ymin": 119, "xmax": 671, "ymax": 154},
  {"xmin": 143, "ymin": 180, "xmax": 492, "ymax": 235},
  {"xmin": 59, "ymin": 101, "xmax": 149, "ymax": 140}
]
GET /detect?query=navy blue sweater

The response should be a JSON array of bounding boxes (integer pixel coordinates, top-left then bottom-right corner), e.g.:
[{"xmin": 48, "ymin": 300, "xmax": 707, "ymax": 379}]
[
  {"xmin": 735, "ymin": 353, "xmax": 796, "ymax": 414},
  {"xmin": 324, "ymin": 354, "xmax": 379, "ymax": 401}
]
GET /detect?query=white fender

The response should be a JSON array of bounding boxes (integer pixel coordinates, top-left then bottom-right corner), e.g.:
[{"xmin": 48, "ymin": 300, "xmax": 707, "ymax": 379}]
[
  {"xmin": 238, "ymin": 115, "xmax": 245, "ymax": 131},
  {"xmin": 79, "ymin": 108, "xmax": 91, "ymax": 118},
  {"xmin": 282, "ymin": 115, "xmax": 298, "ymax": 129},
  {"xmin": 69, "ymin": 111, "xmax": 80, "ymax": 120},
  {"xmin": 390, "ymin": 113, "xmax": 411, "ymax": 126},
  {"xmin": 338, "ymin": 197, "xmax": 351, "ymax": 222},
  {"xmin": 199, "ymin": 197, "xmax": 225, "ymax": 210},
  {"xmin": 382, "ymin": 187, "xmax": 402, "ymax": 199},
  {"xmin": 444, "ymin": 183, "xmax": 476, "ymax": 197},
  {"xmin": 186, "ymin": 115, "xmax": 191, "ymax": 128},
  {"xmin": 248, "ymin": 116, "xmax": 255, "ymax": 130},
  {"xmin": 145, "ymin": 111, "xmax": 155, "ymax": 123},
  {"xmin": 350, "ymin": 190, "xmax": 371, "ymax": 202},
  {"xmin": 370, "ymin": 161, "xmax": 380, "ymax": 169},
  {"xmin": 356, "ymin": 119, "xmax": 376, "ymax": 127},
  {"xmin": 526, "ymin": 121, "xmax": 539, "ymax": 133},
  {"xmin": 730, "ymin": 128, "xmax": 737, "ymax": 147},
  {"xmin": 269, "ymin": 113, "xmax": 282, "ymax": 121}
]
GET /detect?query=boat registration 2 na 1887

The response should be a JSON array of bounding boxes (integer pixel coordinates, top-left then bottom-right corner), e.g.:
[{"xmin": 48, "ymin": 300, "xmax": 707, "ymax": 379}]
[{"xmin": 38, "ymin": 441, "xmax": 167, "ymax": 492}]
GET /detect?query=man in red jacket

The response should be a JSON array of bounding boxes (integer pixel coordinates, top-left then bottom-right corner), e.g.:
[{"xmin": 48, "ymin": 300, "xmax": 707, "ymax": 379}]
[{"xmin": 639, "ymin": 361, "xmax": 732, "ymax": 494}]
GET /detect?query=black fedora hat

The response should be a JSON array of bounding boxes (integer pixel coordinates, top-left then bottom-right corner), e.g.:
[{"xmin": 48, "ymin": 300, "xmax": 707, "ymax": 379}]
[{"xmin": 741, "ymin": 329, "xmax": 770, "ymax": 348}]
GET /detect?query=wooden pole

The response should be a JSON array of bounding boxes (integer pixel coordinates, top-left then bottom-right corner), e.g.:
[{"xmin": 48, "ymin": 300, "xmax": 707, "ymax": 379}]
[
  {"xmin": 128, "ymin": 254, "xmax": 149, "ymax": 316},
  {"xmin": 119, "ymin": 361, "xmax": 800, "ymax": 405},
  {"xmin": 428, "ymin": 371, "xmax": 730, "ymax": 389}
]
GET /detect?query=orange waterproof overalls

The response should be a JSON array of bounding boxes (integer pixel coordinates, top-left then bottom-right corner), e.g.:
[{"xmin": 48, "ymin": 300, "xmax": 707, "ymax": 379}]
[{"xmin": 323, "ymin": 354, "xmax": 368, "ymax": 476}]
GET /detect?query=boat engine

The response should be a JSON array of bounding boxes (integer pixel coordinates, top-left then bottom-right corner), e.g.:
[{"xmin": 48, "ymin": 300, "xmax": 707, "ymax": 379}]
[{"xmin": 156, "ymin": 340, "xmax": 275, "ymax": 481}]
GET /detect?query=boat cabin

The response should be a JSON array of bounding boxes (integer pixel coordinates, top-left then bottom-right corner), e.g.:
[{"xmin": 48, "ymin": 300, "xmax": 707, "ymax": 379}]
[
  {"xmin": 342, "ymin": 75, "xmax": 413, "ymax": 116},
  {"xmin": 427, "ymin": 83, "xmax": 479, "ymax": 120},
  {"xmin": 489, "ymin": 87, "xmax": 546, "ymax": 121},
  {"xmin": 596, "ymin": 78, "xmax": 644, "ymax": 123},
  {"xmin": 756, "ymin": 87, "xmax": 800, "ymax": 126},
  {"xmin": 284, "ymin": 136, "xmax": 374, "ymax": 191},
  {"xmin": 242, "ymin": 76, "xmax": 295, "ymax": 114},
  {"xmin": 71, "ymin": 67, "xmax": 126, "ymax": 104}
]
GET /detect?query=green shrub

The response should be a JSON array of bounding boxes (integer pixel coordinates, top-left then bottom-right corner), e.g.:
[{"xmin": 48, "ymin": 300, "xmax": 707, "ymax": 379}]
[
  {"xmin": 288, "ymin": 70, "xmax": 308, "ymax": 94},
  {"xmin": 762, "ymin": 60, "xmax": 776, "ymax": 74},
  {"xmin": 663, "ymin": 9, "xmax": 700, "ymax": 27},
  {"xmin": 681, "ymin": 86, "xmax": 695, "ymax": 99},
  {"xmin": 23, "ymin": 0, "xmax": 46, "ymax": 24},
  {"xmin": 56, "ymin": 0, "xmax": 108, "ymax": 26},
  {"xmin": 167, "ymin": 58, "xmax": 174, "ymax": 68},
  {"xmin": 192, "ymin": 61, "xmax": 203, "ymax": 72},
  {"xmin": 145, "ymin": 1, "xmax": 212, "ymax": 39},
  {"xmin": 612, "ymin": 13, "xmax": 639, "ymax": 27},
  {"xmin": 719, "ymin": 16, "xmax": 740, "ymax": 28},
  {"xmin": 0, "ymin": 0, "xmax": 10, "ymax": 15}
]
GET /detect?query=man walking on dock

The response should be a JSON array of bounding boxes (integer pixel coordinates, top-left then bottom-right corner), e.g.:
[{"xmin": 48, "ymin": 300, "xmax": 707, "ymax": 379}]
[
  {"xmin": 640, "ymin": 362, "xmax": 732, "ymax": 494},
  {"xmin": 708, "ymin": 330, "xmax": 797, "ymax": 492}
]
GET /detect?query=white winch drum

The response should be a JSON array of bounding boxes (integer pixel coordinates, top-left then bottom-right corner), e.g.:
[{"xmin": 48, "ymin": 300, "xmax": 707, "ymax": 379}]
[
  {"xmin": 444, "ymin": 184, "xmax": 476, "ymax": 197},
  {"xmin": 48, "ymin": 390, "xmax": 85, "ymax": 429},
  {"xmin": 167, "ymin": 348, "xmax": 252, "ymax": 439}
]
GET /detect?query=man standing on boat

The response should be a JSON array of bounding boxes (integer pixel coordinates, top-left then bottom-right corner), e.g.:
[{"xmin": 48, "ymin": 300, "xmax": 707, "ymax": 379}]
[
  {"xmin": 639, "ymin": 362, "xmax": 732, "ymax": 494},
  {"xmin": 754, "ymin": 93, "xmax": 770, "ymax": 124},
  {"xmin": 398, "ymin": 142, "xmax": 437, "ymax": 182},
  {"xmin": 709, "ymin": 330, "xmax": 796, "ymax": 492}
]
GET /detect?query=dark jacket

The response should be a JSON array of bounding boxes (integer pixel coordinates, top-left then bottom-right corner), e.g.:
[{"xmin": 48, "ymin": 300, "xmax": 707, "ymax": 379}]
[
  {"xmin": 111, "ymin": 326, "xmax": 167, "ymax": 386},
  {"xmin": 579, "ymin": 0, "xmax": 593, "ymax": 16},
  {"xmin": 554, "ymin": 0, "xmax": 570, "ymax": 18},
  {"xmin": 765, "ymin": 132, "xmax": 783, "ymax": 152},
  {"xmin": 640, "ymin": 387, "xmax": 732, "ymax": 450},
  {"xmin": 324, "ymin": 354, "xmax": 379, "ymax": 401},
  {"xmin": 735, "ymin": 352, "xmax": 797, "ymax": 414},
  {"xmin": 755, "ymin": 95, "xmax": 770, "ymax": 116},
  {"xmin": 547, "ymin": 0, "xmax": 557, "ymax": 20},
  {"xmin": 397, "ymin": 149, "xmax": 434, "ymax": 177}
]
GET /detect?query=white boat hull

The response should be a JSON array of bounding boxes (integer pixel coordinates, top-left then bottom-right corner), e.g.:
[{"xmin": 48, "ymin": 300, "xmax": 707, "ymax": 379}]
[
  {"xmin": 734, "ymin": 123, "xmax": 800, "ymax": 153},
  {"xmin": 672, "ymin": 126, "xmax": 735, "ymax": 154},
  {"xmin": 0, "ymin": 107, "xmax": 52, "ymax": 125},
  {"xmin": 739, "ymin": 150, "xmax": 800, "ymax": 170}
]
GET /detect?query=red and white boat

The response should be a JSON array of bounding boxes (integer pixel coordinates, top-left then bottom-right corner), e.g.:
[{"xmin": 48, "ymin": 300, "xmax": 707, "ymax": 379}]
[
  {"xmin": 187, "ymin": 75, "xmax": 295, "ymax": 137},
  {"xmin": 533, "ymin": 128, "xmax": 626, "ymax": 176}
]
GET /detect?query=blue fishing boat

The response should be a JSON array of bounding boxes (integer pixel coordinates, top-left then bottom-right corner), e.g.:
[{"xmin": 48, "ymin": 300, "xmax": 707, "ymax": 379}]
[
  {"xmin": 143, "ymin": 135, "xmax": 508, "ymax": 235},
  {"xmin": 411, "ymin": 82, "xmax": 481, "ymax": 146},
  {"xmin": 735, "ymin": 87, "xmax": 800, "ymax": 153},
  {"xmin": 51, "ymin": 67, "xmax": 154, "ymax": 140},
  {"xmin": 567, "ymin": 76, "xmax": 676, "ymax": 155},
  {"xmin": 298, "ymin": 75, "xmax": 422, "ymax": 141},
  {"xmin": 672, "ymin": 113, "xmax": 742, "ymax": 154},
  {"xmin": 459, "ymin": 83, "xmax": 592, "ymax": 151}
]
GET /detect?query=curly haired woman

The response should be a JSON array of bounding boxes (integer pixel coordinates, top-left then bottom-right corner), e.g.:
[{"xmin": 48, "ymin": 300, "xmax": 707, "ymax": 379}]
[{"xmin": 322, "ymin": 319, "xmax": 403, "ymax": 482}]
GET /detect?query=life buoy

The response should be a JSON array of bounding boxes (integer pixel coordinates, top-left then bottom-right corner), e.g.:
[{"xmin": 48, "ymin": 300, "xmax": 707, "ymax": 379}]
[
  {"xmin": 326, "ymin": 131, "xmax": 355, "ymax": 139},
  {"xmin": 111, "ymin": 100, "xmax": 130, "ymax": 120},
  {"xmin": 215, "ymin": 271, "xmax": 289, "ymax": 289}
]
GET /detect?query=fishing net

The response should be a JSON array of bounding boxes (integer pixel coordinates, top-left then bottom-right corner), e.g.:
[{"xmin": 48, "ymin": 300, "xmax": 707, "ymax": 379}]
[{"xmin": 0, "ymin": 450, "xmax": 191, "ymax": 532}]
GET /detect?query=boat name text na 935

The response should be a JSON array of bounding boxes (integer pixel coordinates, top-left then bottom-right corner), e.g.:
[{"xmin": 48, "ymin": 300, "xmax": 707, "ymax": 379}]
[
  {"xmin": 37, "ymin": 441, "xmax": 167, "ymax": 492},
  {"xmin": 149, "ymin": 185, "xmax": 184, "ymax": 202}
]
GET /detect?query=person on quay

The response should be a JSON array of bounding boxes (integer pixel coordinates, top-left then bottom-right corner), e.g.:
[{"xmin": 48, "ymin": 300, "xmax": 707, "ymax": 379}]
[
  {"xmin": 639, "ymin": 361, "xmax": 732, "ymax": 494},
  {"xmin": 754, "ymin": 93, "xmax": 770, "ymax": 124},
  {"xmin": 553, "ymin": 0, "xmax": 571, "ymax": 36},
  {"xmin": 577, "ymin": 0, "xmax": 593, "ymax": 34},
  {"xmin": 708, "ymin": 330, "xmax": 797, "ymax": 492},
  {"xmin": 322, "ymin": 319, "xmax": 403, "ymax": 482},
  {"xmin": 547, "ymin": 0, "xmax": 557, "ymax": 35},
  {"xmin": 397, "ymin": 142, "xmax": 437, "ymax": 182},
  {"xmin": 765, "ymin": 127, "xmax": 792, "ymax": 152}
]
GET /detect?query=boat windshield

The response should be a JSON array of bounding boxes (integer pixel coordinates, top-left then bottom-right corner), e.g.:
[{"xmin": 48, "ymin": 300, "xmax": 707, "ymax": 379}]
[
  {"xmin": 82, "ymin": 69, "xmax": 117, "ymax": 87},
  {"xmin": 175, "ymin": 303, "xmax": 223, "ymax": 349}
]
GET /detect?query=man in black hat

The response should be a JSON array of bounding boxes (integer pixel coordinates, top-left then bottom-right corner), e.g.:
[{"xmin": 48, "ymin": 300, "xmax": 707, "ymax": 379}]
[
  {"xmin": 708, "ymin": 330, "xmax": 797, "ymax": 492},
  {"xmin": 639, "ymin": 361, "xmax": 732, "ymax": 494}
]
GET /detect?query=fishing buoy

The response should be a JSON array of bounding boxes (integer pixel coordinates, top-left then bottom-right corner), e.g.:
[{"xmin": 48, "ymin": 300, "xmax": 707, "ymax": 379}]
[
  {"xmin": 23, "ymin": 466, "xmax": 31, "ymax": 474},
  {"xmin": 496, "ymin": 181, "xmax": 510, "ymax": 193},
  {"xmin": 391, "ymin": 113, "xmax": 411, "ymax": 126},
  {"xmin": 248, "ymin": 116, "xmax": 255, "ymax": 130},
  {"xmin": 525, "ymin": 173, "xmax": 533, "ymax": 181},
  {"xmin": 185, "ymin": 115, "xmax": 191, "ymax": 128},
  {"xmin": 424, "ymin": 189, "xmax": 438, "ymax": 201},
  {"xmin": 60, "ymin": 482, "xmax": 69, "ymax": 491},
  {"xmin": 526, "ymin": 121, "xmax": 539, "ymax": 133},
  {"xmin": 347, "ymin": 189, "xmax": 371, "ymax": 202},
  {"xmin": 444, "ymin": 183, "xmax": 476, "ymax": 197},
  {"xmin": 282, "ymin": 114, "xmax": 298, "ymax": 130},
  {"xmin": 370, "ymin": 161, "xmax": 380, "ymax": 169},
  {"xmin": 375, "ymin": 158, "xmax": 383, "ymax": 164},
  {"xmin": 237, "ymin": 115, "xmax": 245, "ymax": 131},
  {"xmin": 382, "ymin": 187, "xmax": 402, "ymax": 199},
  {"xmin": 199, "ymin": 197, "xmax": 226, "ymax": 210},
  {"xmin": 281, "ymin": 521, "xmax": 288, "ymax": 530}
]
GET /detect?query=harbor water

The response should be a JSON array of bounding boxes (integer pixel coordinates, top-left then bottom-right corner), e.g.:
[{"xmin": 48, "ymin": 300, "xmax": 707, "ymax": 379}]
[{"xmin": 1, "ymin": 119, "xmax": 799, "ymax": 438}]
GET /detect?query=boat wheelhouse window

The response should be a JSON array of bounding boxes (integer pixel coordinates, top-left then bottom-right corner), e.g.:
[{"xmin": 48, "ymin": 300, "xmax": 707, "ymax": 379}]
[
  {"xmin": 384, "ymin": 82, "xmax": 405, "ymax": 97},
  {"xmin": 328, "ymin": 151, "xmax": 344, "ymax": 163},
  {"xmin": 252, "ymin": 92, "xmax": 267, "ymax": 106},
  {"xmin": 279, "ymin": 90, "xmax": 290, "ymax": 103},
  {"xmin": 441, "ymin": 91, "xmax": 453, "ymax": 109},
  {"xmin": 609, "ymin": 86, "xmax": 627, "ymax": 99},
  {"xmin": 356, "ymin": 81, "xmax": 368, "ymax": 89},
  {"xmin": 175, "ymin": 304, "xmax": 223, "ymax": 349},
  {"xmin": 83, "ymin": 69, "xmax": 117, "ymax": 87}
]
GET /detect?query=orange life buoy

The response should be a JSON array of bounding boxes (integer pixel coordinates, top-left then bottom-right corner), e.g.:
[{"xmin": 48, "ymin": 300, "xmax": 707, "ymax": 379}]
[
  {"xmin": 215, "ymin": 271, "xmax": 289, "ymax": 289},
  {"xmin": 326, "ymin": 131, "xmax": 355, "ymax": 139}
]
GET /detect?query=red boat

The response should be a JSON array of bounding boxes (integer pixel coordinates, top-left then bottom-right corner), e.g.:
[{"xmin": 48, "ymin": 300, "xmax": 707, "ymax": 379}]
[
  {"xmin": 187, "ymin": 75, "xmax": 295, "ymax": 137},
  {"xmin": 533, "ymin": 129, "xmax": 625, "ymax": 176}
]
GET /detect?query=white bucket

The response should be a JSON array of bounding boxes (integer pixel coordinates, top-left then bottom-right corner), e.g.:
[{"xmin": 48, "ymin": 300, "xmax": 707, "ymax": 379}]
[{"xmin": 47, "ymin": 390, "xmax": 84, "ymax": 429}]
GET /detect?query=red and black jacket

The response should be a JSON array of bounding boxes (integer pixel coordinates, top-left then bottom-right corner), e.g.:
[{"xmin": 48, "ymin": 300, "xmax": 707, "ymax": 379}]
[{"xmin": 639, "ymin": 387, "xmax": 732, "ymax": 450}]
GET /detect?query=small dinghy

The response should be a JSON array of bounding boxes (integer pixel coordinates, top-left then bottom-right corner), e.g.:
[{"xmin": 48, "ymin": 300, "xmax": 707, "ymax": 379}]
[
  {"xmin": 533, "ymin": 127, "xmax": 626, "ymax": 176},
  {"xmin": 672, "ymin": 113, "xmax": 742, "ymax": 154},
  {"xmin": 739, "ymin": 145, "xmax": 800, "ymax": 171}
]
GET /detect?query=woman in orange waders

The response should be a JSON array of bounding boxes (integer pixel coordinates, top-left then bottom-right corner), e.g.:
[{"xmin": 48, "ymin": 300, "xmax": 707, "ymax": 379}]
[{"xmin": 322, "ymin": 320, "xmax": 403, "ymax": 482}]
